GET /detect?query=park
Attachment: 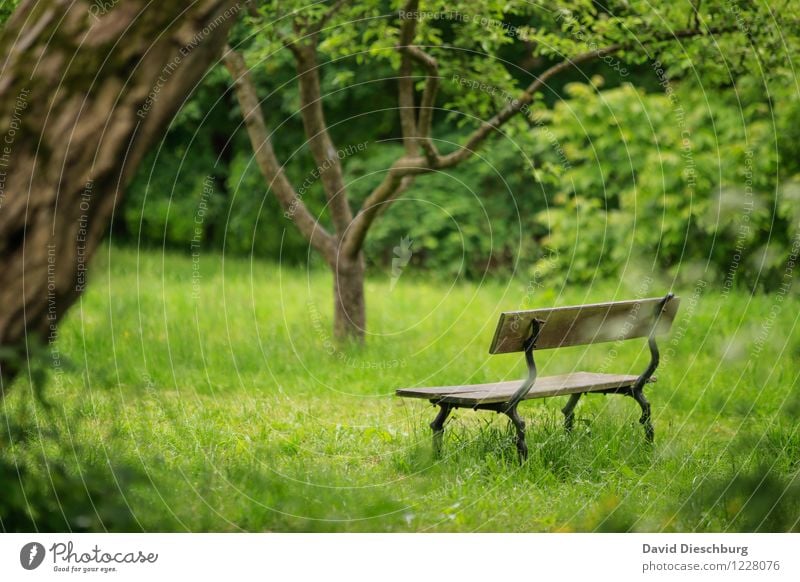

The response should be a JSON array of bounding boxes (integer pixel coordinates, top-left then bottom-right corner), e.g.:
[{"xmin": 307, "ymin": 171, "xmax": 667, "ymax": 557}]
[{"xmin": 0, "ymin": 0, "xmax": 798, "ymax": 535}]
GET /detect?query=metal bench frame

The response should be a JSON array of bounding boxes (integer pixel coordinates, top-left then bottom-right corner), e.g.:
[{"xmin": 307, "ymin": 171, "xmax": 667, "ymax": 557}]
[{"xmin": 427, "ymin": 293, "xmax": 676, "ymax": 461}]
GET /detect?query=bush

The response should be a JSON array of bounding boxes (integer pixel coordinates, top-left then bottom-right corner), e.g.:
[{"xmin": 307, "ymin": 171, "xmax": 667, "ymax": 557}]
[{"xmin": 530, "ymin": 79, "xmax": 794, "ymax": 290}]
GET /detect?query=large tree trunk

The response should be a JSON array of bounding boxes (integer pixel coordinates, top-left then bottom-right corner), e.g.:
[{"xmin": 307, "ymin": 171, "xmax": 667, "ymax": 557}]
[
  {"xmin": 333, "ymin": 254, "xmax": 366, "ymax": 342},
  {"xmin": 0, "ymin": 0, "xmax": 239, "ymax": 392}
]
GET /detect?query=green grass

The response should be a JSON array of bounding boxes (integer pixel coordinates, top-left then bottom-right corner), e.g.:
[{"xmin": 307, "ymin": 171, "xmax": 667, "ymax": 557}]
[{"xmin": 2, "ymin": 246, "xmax": 799, "ymax": 532}]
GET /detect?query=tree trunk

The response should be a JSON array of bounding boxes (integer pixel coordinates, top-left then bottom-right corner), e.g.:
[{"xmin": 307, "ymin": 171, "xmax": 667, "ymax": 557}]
[
  {"xmin": 333, "ymin": 254, "xmax": 366, "ymax": 342},
  {"xmin": 0, "ymin": 0, "xmax": 239, "ymax": 392}
]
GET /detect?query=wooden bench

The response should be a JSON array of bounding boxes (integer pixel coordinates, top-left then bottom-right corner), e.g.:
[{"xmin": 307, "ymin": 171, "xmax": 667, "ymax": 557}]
[{"xmin": 396, "ymin": 293, "xmax": 680, "ymax": 460}]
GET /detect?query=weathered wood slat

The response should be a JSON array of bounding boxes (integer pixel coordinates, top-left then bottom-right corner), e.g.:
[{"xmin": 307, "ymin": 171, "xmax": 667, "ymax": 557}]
[
  {"xmin": 396, "ymin": 372, "xmax": 655, "ymax": 406},
  {"xmin": 489, "ymin": 296, "xmax": 680, "ymax": 354}
]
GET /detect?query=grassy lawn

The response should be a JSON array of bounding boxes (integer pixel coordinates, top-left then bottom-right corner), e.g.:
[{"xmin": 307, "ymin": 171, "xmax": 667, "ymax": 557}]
[{"xmin": 3, "ymin": 246, "xmax": 799, "ymax": 532}]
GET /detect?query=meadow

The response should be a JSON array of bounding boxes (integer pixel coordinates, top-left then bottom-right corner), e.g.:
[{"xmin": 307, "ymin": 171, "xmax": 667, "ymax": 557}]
[{"xmin": 2, "ymin": 246, "xmax": 799, "ymax": 532}]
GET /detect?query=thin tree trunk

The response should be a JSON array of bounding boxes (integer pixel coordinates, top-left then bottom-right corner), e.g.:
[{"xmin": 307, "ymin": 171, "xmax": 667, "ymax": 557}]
[
  {"xmin": 0, "ymin": 0, "xmax": 239, "ymax": 392},
  {"xmin": 333, "ymin": 254, "xmax": 366, "ymax": 342}
]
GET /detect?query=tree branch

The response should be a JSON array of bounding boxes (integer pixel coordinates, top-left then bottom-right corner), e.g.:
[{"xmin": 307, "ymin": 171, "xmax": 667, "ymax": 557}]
[
  {"xmin": 402, "ymin": 45, "xmax": 440, "ymax": 163},
  {"xmin": 438, "ymin": 26, "xmax": 738, "ymax": 169},
  {"xmin": 397, "ymin": 53, "xmax": 418, "ymax": 155},
  {"xmin": 244, "ymin": 2, "xmax": 303, "ymax": 58},
  {"xmin": 397, "ymin": 0, "xmax": 439, "ymax": 162},
  {"xmin": 245, "ymin": 1, "xmax": 260, "ymax": 18},
  {"xmin": 344, "ymin": 0, "xmax": 442, "ymax": 261},
  {"xmin": 341, "ymin": 156, "xmax": 427, "ymax": 258},
  {"xmin": 223, "ymin": 46, "xmax": 336, "ymax": 261},
  {"xmin": 397, "ymin": 0, "xmax": 421, "ymax": 155},
  {"xmin": 293, "ymin": 44, "xmax": 354, "ymax": 236},
  {"xmin": 343, "ymin": 25, "xmax": 740, "ymax": 258},
  {"xmin": 309, "ymin": 0, "xmax": 350, "ymax": 35}
]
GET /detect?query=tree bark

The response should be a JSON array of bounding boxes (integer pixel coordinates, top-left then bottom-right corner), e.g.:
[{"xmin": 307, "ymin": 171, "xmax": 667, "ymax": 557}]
[
  {"xmin": 223, "ymin": 46, "xmax": 336, "ymax": 261},
  {"xmin": 0, "ymin": 0, "xmax": 239, "ymax": 392},
  {"xmin": 294, "ymin": 44, "xmax": 353, "ymax": 235},
  {"xmin": 332, "ymin": 253, "xmax": 366, "ymax": 342}
]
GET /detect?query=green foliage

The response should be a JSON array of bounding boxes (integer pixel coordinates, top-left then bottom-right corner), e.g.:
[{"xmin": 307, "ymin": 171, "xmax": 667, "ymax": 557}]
[
  {"xmin": 120, "ymin": 0, "xmax": 800, "ymax": 291},
  {"xmin": 124, "ymin": 139, "xmax": 222, "ymax": 248},
  {"xmin": 530, "ymin": 78, "xmax": 791, "ymax": 288},
  {"xmin": 0, "ymin": 0, "xmax": 19, "ymax": 29},
  {"xmin": 357, "ymin": 139, "xmax": 542, "ymax": 279}
]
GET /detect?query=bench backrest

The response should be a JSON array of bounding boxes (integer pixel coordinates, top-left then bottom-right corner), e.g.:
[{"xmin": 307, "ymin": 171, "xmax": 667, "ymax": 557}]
[{"xmin": 489, "ymin": 295, "xmax": 680, "ymax": 354}]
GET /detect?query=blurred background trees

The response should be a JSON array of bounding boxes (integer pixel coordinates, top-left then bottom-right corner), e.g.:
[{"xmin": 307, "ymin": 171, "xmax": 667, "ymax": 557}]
[{"xmin": 119, "ymin": 1, "xmax": 799, "ymax": 300}]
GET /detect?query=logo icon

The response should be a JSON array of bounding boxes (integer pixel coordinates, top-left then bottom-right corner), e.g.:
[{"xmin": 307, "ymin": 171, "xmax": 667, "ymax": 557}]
[
  {"xmin": 20, "ymin": 542, "xmax": 45, "ymax": 570},
  {"xmin": 390, "ymin": 236, "xmax": 413, "ymax": 291}
]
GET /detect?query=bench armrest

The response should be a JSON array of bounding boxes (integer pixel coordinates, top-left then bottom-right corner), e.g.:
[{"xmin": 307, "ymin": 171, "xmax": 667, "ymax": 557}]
[
  {"xmin": 506, "ymin": 320, "xmax": 541, "ymax": 409},
  {"xmin": 632, "ymin": 292, "xmax": 675, "ymax": 391}
]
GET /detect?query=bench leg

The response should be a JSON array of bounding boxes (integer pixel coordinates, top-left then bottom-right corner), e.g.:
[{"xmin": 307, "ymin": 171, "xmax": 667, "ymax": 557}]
[
  {"xmin": 430, "ymin": 404, "xmax": 452, "ymax": 457},
  {"xmin": 561, "ymin": 393, "xmax": 582, "ymax": 432},
  {"xmin": 504, "ymin": 404, "xmax": 528, "ymax": 462},
  {"xmin": 631, "ymin": 388, "xmax": 654, "ymax": 443}
]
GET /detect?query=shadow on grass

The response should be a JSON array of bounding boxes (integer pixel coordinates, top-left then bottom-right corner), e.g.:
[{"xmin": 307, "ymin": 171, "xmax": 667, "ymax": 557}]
[{"xmin": 1, "ymin": 405, "xmax": 143, "ymax": 532}]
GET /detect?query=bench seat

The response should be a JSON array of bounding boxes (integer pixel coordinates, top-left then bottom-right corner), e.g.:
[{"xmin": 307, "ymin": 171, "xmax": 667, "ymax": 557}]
[{"xmin": 396, "ymin": 372, "xmax": 656, "ymax": 407}]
